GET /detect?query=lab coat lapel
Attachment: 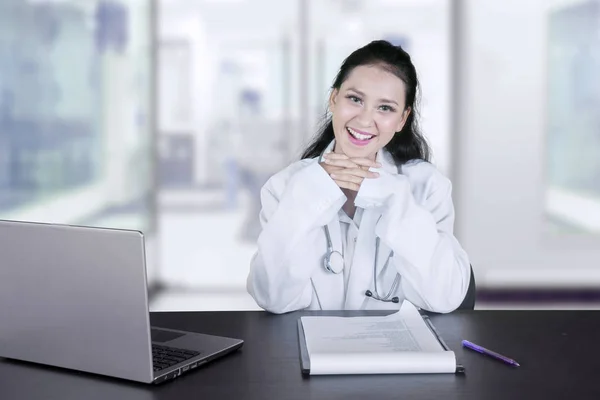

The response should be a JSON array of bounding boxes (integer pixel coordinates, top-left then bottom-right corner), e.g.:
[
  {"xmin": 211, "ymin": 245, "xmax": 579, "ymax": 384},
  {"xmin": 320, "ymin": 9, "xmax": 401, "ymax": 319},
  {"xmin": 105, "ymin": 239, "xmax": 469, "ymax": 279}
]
[
  {"xmin": 343, "ymin": 209, "xmax": 396, "ymax": 310},
  {"xmin": 311, "ymin": 218, "xmax": 345, "ymax": 310},
  {"xmin": 342, "ymin": 208, "xmax": 377, "ymax": 309}
]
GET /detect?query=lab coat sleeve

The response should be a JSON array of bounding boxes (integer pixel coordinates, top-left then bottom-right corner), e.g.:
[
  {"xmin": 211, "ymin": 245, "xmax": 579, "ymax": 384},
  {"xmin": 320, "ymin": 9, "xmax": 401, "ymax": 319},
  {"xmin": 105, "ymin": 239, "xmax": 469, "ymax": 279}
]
[
  {"xmin": 354, "ymin": 167, "xmax": 470, "ymax": 313},
  {"xmin": 247, "ymin": 161, "xmax": 346, "ymax": 314}
]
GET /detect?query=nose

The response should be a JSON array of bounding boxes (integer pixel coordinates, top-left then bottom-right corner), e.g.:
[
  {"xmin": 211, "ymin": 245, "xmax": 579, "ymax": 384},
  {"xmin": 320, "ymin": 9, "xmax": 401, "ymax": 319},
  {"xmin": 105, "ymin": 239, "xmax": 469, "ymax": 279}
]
[{"xmin": 355, "ymin": 106, "xmax": 375, "ymax": 128}]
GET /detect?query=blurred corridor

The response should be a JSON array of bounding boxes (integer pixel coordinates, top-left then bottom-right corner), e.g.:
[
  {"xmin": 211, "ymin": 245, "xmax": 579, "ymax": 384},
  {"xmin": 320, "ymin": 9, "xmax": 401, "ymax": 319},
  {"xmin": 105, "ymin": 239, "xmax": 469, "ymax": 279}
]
[{"xmin": 1, "ymin": 0, "xmax": 599, "ymax": 311}]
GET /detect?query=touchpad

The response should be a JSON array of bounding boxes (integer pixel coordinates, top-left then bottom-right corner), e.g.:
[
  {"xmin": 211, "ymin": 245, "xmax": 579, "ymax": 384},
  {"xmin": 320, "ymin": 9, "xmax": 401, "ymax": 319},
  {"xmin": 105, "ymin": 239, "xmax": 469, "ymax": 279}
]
[{"xmin": 151, "ymin": 328, "xmax": 186, "ymax": 342}]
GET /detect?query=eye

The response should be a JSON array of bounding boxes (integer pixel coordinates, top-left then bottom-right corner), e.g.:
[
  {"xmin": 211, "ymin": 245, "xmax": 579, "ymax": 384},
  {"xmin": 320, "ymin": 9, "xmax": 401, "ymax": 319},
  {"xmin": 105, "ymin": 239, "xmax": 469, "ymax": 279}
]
[
  {"xmin": 345, "ymin": 95, "xmax": 362, "ymax": 104},
  {"xmin": 379, "ymin": 104, "xmax": 396, "ymax": 112}
]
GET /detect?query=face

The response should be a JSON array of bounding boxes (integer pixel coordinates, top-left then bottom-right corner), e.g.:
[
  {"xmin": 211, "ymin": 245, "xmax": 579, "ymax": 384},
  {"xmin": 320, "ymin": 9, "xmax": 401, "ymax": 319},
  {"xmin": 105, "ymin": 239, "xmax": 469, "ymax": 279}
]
[{"xmin": 329, "ymin": 65, "xmax": 410, "ymax": 160}]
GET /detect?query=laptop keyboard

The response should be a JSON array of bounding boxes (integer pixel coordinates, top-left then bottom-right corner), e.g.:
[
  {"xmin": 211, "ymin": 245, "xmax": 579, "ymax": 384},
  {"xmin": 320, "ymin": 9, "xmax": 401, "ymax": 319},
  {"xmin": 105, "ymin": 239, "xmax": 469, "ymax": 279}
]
[{"xmin": 152, "ymin": 344, "xmax": 201, "ymax": 372}]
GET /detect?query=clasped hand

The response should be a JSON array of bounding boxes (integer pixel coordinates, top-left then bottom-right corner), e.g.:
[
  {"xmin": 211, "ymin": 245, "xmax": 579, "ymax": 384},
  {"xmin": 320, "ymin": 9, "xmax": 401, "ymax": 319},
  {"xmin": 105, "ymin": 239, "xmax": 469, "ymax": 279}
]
[{"xmin": 320, "ymin": 153, "xmax": 381, "ymax": 192}]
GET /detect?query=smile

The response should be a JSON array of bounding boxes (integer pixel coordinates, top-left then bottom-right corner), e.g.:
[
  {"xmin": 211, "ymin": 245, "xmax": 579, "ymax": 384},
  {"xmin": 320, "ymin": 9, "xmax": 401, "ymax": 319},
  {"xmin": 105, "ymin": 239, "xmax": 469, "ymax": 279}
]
[{"xmin": 346, "ymin": 127, "xmax": 375, "ymax": 146}]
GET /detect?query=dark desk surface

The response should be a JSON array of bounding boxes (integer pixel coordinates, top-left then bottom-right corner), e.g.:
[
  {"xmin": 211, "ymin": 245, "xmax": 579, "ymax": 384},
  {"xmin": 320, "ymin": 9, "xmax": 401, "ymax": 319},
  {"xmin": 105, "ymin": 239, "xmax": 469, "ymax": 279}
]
[{"xmin": 1, "ymin": 309, "xmax": 599, "ymax": 400}]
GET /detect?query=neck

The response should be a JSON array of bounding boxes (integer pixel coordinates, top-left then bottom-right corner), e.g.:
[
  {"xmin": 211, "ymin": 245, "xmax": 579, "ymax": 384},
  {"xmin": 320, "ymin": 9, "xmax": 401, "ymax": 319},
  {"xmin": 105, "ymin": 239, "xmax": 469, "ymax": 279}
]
[
  {"xmin": 342, "ymin": 188, "xmax": 357, "ymax": 200},
  {"xmin": 342, "ymin": 189, "xmax": 357, "ymax": 219},
  {"xmin": 363, "ymin": 150, "xmax": 378, "ymax": 162}
]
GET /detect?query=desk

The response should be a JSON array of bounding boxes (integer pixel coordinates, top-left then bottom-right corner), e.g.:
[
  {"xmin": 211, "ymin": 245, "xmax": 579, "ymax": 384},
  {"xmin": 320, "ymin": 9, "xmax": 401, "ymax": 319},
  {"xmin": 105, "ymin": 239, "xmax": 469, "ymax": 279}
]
[{"xmin": 1, "ymin": 310, "xmax": 599, "ymax": 399}]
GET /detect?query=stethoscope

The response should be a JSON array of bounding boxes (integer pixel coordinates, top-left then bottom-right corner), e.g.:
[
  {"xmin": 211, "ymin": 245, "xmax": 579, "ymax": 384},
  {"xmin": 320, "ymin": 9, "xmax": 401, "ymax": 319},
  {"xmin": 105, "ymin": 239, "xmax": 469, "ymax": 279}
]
[{"xmin": 323, "ymin": 225, "xmax": 401, "ymax": 303}]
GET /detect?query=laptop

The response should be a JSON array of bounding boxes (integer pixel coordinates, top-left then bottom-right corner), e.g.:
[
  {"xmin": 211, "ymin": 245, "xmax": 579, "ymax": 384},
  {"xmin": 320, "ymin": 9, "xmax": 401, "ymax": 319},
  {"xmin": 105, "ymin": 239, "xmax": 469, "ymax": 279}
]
[{"xmin": 0, "ymin": 219, "xmax": 243, "ymax": 384}]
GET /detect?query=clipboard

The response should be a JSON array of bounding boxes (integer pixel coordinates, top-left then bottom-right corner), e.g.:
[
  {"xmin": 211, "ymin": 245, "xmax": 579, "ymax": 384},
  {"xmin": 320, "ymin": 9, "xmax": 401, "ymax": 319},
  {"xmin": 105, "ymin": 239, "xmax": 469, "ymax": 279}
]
[
  {"xmin": 421, "ymin": 314, "xmax": 465, "ymax": 374},
  {"xmin": 297, "ymin": 315, "xmax": 465, "ymax": 375},
  {"xmin": 297, "ymin": 319, "xmax": 311, "ymax": 375}
]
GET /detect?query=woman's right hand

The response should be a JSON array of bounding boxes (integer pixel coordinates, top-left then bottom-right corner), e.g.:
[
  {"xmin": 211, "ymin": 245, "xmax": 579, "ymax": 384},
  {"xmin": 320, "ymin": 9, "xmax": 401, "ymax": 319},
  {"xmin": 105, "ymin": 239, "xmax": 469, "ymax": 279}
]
[{"xmin": 319, "ymin": 153, "xmax": 381, "ymax": 191}]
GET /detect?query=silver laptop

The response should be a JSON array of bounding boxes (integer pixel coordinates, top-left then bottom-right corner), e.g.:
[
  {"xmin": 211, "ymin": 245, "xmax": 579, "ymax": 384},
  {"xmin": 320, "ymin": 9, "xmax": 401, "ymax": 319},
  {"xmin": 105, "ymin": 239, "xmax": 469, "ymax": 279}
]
[{"xmin": 0, "ymin": 219, "xmax": 243, "ymax": 384}]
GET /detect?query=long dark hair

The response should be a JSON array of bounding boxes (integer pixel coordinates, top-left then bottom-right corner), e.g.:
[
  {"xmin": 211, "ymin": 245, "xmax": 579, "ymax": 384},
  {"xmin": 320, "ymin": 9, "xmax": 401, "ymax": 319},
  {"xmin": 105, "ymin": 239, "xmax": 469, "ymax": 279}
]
[{"xmin": 301, "ymin": 40, "xmax": 431, "ymax": 165}]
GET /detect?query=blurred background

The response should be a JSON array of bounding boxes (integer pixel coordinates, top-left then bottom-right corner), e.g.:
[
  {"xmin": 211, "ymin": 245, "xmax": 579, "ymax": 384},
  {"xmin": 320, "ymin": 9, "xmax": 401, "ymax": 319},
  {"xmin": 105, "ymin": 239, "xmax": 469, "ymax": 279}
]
[{"xmin": 0, "ymin": 0, "xmax": 598, "ymax": 311}]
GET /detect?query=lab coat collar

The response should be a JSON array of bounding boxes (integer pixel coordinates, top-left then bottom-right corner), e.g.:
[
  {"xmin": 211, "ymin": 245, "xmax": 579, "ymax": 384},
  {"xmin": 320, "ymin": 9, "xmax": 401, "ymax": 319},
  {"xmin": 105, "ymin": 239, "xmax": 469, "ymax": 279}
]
[{"xmin": 319, "ymin": 140, "xmax": 398, "ymax": 175}]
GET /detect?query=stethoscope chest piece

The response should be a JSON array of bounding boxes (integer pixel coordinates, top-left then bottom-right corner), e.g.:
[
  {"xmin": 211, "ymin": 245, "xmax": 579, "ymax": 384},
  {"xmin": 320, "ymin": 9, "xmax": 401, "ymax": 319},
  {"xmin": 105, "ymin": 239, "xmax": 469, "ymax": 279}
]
[{"xmin": 324, "ymin": 249, "xmax": 344, "ymax": 274}]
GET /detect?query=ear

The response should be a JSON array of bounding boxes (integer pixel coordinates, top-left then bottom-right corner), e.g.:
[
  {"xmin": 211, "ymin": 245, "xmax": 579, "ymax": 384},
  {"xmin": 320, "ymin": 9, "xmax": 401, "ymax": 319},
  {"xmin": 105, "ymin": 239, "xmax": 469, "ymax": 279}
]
[
  {"xmin": 328, "ymin": 89, "xmax": 339, "ymax": 111},
  {"xmin": 396, "ymin": 107, "xmax": 411, "ymax": 132}
]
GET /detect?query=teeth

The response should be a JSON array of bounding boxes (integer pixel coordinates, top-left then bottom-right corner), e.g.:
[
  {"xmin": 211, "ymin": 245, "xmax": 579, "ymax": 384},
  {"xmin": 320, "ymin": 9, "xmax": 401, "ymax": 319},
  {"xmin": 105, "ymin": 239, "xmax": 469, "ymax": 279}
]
[{"xmin": 347, "ymin": 127, "xmax": 374, "ymax": 141}]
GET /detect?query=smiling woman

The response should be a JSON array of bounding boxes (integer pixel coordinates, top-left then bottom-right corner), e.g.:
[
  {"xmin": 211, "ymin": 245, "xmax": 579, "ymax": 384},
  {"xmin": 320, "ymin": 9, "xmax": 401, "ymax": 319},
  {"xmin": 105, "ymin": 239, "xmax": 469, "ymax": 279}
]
[
  {"xmin": 330, "ymin": 65, "xmax": 409, "ymax": 157},
  {"xmin": 303, "ymin": 40, "xmax": 430, "ymax": 166},
  {"xmin": 246, "ymin": 40, "xmax": 471, "ymax": 315}
]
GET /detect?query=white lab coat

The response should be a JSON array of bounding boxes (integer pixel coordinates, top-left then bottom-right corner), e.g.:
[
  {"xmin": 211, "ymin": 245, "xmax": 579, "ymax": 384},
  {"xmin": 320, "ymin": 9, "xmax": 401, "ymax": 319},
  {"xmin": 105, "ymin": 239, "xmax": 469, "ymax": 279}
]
[{"xmin": 246, "ymin": 140, "xmax": 471, "ymax": 314}]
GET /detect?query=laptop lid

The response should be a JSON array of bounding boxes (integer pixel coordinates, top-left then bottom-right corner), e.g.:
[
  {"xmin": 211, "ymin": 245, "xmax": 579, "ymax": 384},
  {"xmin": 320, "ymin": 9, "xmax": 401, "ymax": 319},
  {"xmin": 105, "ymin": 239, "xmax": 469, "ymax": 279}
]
[{"xmin": 0, "ymin": 220, "xmax": 155, "ymax": 383}]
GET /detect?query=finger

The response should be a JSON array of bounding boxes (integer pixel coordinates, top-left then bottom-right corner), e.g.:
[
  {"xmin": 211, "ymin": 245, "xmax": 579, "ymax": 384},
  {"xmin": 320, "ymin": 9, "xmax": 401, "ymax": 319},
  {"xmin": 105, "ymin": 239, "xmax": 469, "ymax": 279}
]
[
  {"xmin": 323, "ymin": 152, "xmax": 381, "ymax": 168},
  {"xmin": 319, "ymin": 163, "xmax": 344, "ymax": 175},
  {"xmin": 325, "ymin": 154, "xmax": 381, "ymax": 168},
  {"xmin": 362, "ymin": 169, "xmax": 380, "ymax": 179},
  {"xmin": 337, "ymin": 167, "xmax": 379, "ymax": 179},
  {"xmin": 332, "ymin": 179, "xmax": 360, "ymax": 192},
  {"xmin": 348, "ymin": 158, "xmax": 382, "ymax": 168},
  {"xmin": 323, "ymin": 158, "xmax": 361, "ymax": 169},
  {"xmin": 330, "ymin": 172, "xmax": 363, "ymax": 185}
]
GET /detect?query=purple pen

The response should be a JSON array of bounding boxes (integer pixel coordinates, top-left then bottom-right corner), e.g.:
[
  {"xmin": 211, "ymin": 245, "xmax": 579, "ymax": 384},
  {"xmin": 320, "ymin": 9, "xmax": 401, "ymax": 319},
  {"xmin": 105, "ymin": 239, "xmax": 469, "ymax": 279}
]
[{"xmin": 462, "ymin": 340, "xmax": 520, "ymax": 367}]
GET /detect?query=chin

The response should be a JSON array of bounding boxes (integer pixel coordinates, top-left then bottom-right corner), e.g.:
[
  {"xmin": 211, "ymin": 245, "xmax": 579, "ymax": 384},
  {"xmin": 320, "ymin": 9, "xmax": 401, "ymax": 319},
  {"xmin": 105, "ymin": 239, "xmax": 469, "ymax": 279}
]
[{"xmin": 338, "ymin": 140, "xmax": 378, "ymax": 160}]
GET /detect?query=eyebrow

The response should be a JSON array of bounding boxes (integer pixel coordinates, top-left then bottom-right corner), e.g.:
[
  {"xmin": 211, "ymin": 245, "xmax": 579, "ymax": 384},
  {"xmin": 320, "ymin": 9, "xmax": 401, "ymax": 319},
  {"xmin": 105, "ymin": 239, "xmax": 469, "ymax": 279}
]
[{"xmin": 346, "ymin": 87, "xmax": 399, "ymax": 106}]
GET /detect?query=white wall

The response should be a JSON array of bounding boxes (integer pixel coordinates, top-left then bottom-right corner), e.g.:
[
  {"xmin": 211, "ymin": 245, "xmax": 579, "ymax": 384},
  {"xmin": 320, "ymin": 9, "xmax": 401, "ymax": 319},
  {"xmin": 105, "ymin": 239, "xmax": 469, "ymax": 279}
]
[{"xmin": 457, "ymin": 0, "xmax": 600, "ymax": 288}]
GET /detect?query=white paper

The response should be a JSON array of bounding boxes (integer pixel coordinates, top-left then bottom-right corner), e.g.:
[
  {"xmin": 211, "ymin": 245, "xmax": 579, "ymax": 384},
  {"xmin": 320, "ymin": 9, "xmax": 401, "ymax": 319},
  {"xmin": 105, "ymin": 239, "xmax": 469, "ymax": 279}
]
[{"xmin": 300, "ymin": 301, "xmax": 456, "ymax": 375}]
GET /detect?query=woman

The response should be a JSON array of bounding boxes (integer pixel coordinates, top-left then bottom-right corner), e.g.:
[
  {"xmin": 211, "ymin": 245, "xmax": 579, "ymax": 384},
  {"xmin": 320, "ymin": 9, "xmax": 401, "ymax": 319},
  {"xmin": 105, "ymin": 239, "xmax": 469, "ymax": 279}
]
[{"xmin": 246, "ymin": 40, "xmax": 471, "ymax": 314}]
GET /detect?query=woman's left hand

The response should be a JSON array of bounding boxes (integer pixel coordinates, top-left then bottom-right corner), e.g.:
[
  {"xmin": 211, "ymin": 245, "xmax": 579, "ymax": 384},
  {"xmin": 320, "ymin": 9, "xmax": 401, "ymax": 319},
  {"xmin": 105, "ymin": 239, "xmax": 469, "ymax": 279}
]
[{"xmin": 322, "ymin": 153, "xmax": 381, "ymax": 191}]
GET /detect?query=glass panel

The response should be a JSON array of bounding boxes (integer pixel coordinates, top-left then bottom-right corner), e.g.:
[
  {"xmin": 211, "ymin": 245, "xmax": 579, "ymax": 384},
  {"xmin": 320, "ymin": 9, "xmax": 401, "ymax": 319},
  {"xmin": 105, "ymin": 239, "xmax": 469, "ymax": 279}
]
[
  {"xmin": 545, "ymin": 0, "xmax": 600, "ymax": 234},
  {"xmin": 0, "ymin": 0, "xmax": 154, "ymax": 234},
  {"xmin": 0, "ymin": 0, "xmax": 102, "ymax": 212}
]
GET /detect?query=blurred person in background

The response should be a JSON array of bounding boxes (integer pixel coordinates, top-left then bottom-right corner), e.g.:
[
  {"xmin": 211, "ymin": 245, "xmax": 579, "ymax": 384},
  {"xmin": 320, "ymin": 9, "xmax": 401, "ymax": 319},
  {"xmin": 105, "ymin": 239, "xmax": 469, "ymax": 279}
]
[
  {"xmin": 232, "ymin": 89, "xmax": 289, "ymax": 241},
  {"xmin": 247, "ymin": 40, "xmax": 470, "ymax": 314}
]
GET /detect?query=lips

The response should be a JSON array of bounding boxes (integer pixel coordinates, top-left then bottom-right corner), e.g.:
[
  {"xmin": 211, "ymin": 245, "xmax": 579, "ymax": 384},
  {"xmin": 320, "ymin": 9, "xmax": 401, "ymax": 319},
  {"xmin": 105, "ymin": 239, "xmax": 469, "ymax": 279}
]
[
  {"xmin": 347, "ymin": 127, "xmax": 375, "ymax": 141},
  {"xmin": 345, "ymin": 127, "xmax": 376, "ymax": 147}
]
